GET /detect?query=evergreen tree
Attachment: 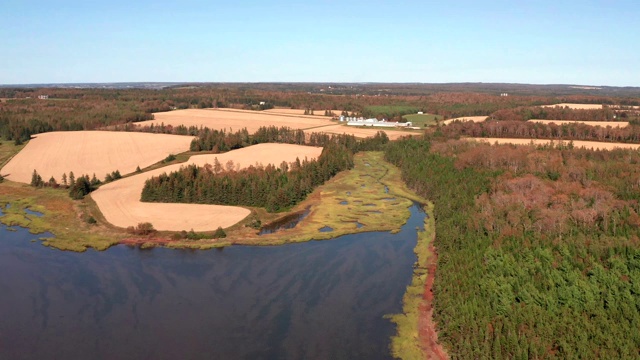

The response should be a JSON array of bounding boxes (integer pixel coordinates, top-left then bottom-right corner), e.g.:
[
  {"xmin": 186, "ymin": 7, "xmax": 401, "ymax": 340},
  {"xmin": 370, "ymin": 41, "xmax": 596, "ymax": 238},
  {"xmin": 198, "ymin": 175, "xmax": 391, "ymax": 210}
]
[
  {"xmin": 90, "ymin": 173, "xmax": 101, "ymax": 187},
  {"xmin": 30, "ymin": 169, "xmax": 43, "ymax": 188},
  {"xmin": 69, "ymin": 176, "xmax": 92, "ymax": 200},
  {"xmin": 213, "ymin": 227, "xmax": 226, "ymax": 238}
]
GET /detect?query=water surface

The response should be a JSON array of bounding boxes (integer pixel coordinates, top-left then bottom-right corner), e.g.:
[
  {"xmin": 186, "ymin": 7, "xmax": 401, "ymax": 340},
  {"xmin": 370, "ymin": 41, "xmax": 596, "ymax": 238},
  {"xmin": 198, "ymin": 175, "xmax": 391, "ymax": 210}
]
[{"xmin": 0, "ymin": 205, "xmax": 425, "ymax": 360}]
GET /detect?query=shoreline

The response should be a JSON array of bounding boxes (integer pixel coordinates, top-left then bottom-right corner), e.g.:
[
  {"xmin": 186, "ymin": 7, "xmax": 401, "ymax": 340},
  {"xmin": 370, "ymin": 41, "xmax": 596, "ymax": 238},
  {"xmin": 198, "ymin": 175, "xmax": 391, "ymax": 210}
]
[{"xmin": 0, "ymin": 150, "xmax": 448, "ymax": 358}]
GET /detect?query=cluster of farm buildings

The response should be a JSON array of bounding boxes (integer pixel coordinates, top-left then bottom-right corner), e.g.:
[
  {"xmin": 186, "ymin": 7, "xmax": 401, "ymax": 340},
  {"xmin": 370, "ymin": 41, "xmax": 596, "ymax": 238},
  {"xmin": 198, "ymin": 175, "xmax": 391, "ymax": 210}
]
[{"xmin": 339, "ymin": 116, "xmax": 418, "ymax": 129}]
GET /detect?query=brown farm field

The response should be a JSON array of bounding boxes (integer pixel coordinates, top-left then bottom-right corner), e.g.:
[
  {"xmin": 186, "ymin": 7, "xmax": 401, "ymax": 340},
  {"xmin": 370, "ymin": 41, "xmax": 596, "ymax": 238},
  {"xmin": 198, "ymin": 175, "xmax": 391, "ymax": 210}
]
[
  {"xmin": 145, "ymin": 108, "xmax": 332, "ymax": 132},
  {"xmin": 541, "ymin": 103, "xmax": 603, "ymax": 109},
  {"xmin": 263, "ymin": 108, "xmax": 340, "ymax": 117},
  {"xmin": 144, "ymin": 108, "xmax": 412, "ymax": 139},
  {"xmin": 528, "ymin": 119, "xmax": 629, "ymax": 128},
  {"xmin": 91, "ymin": 143, "xmax": 323, "ymax": 232},
  {"xmin": 310, "ymin": 124, "xmax": 412, "ymax": 140},
  {"xmin": 1, "ymin": 131, "xmax": 193, "ymax": 184},
  {"xmin": 470, "ymin": 137, "xmax": 640, "ymax": 150}
]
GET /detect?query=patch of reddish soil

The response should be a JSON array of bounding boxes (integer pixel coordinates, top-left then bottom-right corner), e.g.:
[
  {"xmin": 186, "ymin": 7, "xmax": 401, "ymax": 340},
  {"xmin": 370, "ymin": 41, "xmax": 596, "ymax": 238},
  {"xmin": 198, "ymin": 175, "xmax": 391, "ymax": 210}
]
[{"xmin": 418, "ymin": 243, "xmax": 449, "ymax": 360}]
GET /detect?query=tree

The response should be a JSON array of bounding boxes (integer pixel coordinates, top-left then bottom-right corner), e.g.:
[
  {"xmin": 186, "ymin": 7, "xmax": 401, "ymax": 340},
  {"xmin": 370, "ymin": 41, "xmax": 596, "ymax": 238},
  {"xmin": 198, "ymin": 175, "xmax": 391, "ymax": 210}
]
[
  {"xmin": 69, "ymin": 171, "xmax": 75, "ymax": 187},
  {"xmin": 213, "ymin": 226, "xmax": 226, "ymax": 238},
  {"xmin": 225, "ymin": 159, "xmax": 235, "ymax": 172},
  {"xmin": 213, "ymin": 158, "xmax": 221, "ymax": 175},
  {"xmin": 61, "ymin": 173, "xmax": 68, "ymax": 187},
  {"xmin": 30, "ymin": 169, "xmax": 43, "ymax": 188},
  {"xmin": 69, "ymin": 176, "xmax": 92, "ymax": 200},
  {"xmin": 48, "ymin": 176, "xmax": 58, "ymax": 188},
  {"xmin": 90, "ymin": 173, "xmax": 101, "ymax": 187}
]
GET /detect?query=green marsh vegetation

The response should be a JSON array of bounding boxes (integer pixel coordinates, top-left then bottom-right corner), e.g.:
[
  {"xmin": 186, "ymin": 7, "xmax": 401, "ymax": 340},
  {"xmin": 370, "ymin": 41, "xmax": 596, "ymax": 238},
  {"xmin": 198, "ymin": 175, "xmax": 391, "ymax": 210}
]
[
  {"xmin": 160, "ymin": 151, "xmax": 422, "ymax": 248},
  {"xmin": 0, "ymin": 181, "xmax": 122, "ymax": 251}
]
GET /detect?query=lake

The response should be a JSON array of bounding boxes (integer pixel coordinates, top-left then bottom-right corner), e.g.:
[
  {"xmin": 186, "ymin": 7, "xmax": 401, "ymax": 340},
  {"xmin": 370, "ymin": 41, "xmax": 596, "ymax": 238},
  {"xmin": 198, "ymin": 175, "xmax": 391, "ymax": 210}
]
[{"xmin": 0, "ymin": 204, "xmax": 425, "ymax": 360}]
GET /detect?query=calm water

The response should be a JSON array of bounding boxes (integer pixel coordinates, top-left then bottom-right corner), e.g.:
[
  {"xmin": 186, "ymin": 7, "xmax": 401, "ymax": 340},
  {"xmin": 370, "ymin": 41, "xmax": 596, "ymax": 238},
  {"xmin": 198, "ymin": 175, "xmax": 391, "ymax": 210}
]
[{"xmin": 0, "ymin": 205, "xmax": 425, "ymax": 360}]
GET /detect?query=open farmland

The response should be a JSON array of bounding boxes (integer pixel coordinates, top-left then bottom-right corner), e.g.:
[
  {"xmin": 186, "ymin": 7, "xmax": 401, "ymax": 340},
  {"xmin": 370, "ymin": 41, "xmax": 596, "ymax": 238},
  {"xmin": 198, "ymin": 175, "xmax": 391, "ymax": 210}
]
[
  {"xmin": 470, "ymin": 137, "xmax": 640, "ymax": 150},
  {"xmin": 443, "ymin": 116, "xmax": 488, "ymax": 125},
  {"xmin": 528, "ymin": 119, "xmax": 629, "ymax": 128},
  {"xmin": 1, "ymin": 131, "xmax": 193, "ymax": 184},
  {"xmin": 311, "ymin": 124, "xmax": 411, "ymax": 140},
  {"xmin": 402, "ymin": 113, "xmax": 441, "ymax": 127},
  {"xmin": 145, "ymin": 108, "xmax": 413, "ymax": 139},
  {"xmin": 542, "ymin": 103, "xmax": 603, "ymax": 109},
  {"xmin": 263, "ymin": 108, "xmax": 340, "ymax": 117},
  {"xmin": 91, "ymin": 143, "xmax": 323, "ymax": 232},
  {"xmin": 145, "ymin": 108, "xmax": 331, "ymax": 132}
]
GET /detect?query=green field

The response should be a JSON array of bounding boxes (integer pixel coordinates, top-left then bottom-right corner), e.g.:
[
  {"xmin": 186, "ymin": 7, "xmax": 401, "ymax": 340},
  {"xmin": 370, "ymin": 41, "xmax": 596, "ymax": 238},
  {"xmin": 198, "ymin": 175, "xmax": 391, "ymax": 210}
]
[
  {"xmin": 402, "ymin": 113, "xmax": 442, "ymax": 127},
  {"xmin": 364, "ymin": 105, "xmax": 420, "ymax": 118}
]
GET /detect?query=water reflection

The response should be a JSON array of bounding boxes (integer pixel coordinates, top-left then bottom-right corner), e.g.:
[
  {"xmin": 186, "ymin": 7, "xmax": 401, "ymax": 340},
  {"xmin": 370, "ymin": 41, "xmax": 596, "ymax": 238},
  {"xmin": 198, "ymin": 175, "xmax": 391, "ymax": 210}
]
[
  {"xmin": 0, "ymin": 205, "xmax": 425, "ymax": 360},
  {"xmin": 259, "ymin": 207, "xmax": 311, "ymax": 235}
]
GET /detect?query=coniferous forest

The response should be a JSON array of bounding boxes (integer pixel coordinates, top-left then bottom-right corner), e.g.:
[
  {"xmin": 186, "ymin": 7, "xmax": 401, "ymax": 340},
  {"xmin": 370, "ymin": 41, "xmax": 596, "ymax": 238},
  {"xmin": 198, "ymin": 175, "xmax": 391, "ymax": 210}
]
[
  {"xmin": 141, "ymin": 128, "xmax": 388, "ymax": 212},
  {"xmin": 141, "ymin": 142, "xmax": 353, "ymax": 212},
  {"xmin": 385, "ymin": 136, "xmax": 640, "ymax": 359}
]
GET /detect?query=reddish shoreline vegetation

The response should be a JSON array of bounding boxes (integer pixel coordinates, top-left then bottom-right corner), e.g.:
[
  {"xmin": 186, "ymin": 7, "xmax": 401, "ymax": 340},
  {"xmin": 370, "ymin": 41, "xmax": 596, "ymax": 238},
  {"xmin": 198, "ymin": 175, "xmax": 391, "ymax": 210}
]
[
  {"xmin": 420, "ymin": 243, "xmax": 448, "ymax": 360},
  {"xmin": 3, "ymin": 84, "xmax": 640, "ymax": 358}
]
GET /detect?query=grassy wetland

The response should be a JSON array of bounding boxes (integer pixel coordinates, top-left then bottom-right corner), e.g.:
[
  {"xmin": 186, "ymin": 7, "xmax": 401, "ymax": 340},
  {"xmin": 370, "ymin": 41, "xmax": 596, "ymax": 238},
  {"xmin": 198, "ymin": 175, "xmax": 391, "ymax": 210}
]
[{"xmin": 151, "ymin": 151, "xmax": 427, "ymax": 249}]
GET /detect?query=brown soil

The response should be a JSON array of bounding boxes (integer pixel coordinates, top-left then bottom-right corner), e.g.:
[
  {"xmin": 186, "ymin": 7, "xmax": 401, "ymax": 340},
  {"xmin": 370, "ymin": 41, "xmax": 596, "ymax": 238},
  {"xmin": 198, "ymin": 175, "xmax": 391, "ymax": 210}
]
[
  {"xmin": 541, "ymin": 103, "xmax": 603, "ymax": 110},
  {"xmin": 1, "ymin": 131, "xmax": 193, "ymax": 184},
  {"xmin": 528, "ymin": 119, "xmax": 629, "ymax": 128},
  {"xmin": 471, "ymin": 137, "xmax": 640, "ymax": 150},
  {"xmin": 91, "ymin": 143, "xmax": 322, "ymax": 232},
  {"xmin": 144, "ymin": 108, "xmax": 331, "ymax": 133},
  {"xmin": 419, "ymin": 243, "xmax": 449, "ymax": 360},
  {"xmin": 309, "ymin": 124, "xmax": 412, "ymax": 140}
]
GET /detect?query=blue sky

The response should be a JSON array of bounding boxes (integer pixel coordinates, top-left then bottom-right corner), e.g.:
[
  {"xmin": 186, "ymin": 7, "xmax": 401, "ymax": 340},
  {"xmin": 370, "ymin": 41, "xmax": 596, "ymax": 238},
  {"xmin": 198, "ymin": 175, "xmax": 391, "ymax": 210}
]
[{"xmin": 1, "ymin": 0, "xmax": 638, "ymax": 86}]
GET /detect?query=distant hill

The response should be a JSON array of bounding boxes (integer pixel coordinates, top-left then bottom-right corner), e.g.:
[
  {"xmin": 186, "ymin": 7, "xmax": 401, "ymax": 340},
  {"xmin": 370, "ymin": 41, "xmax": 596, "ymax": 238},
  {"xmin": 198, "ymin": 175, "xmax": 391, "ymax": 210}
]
[{"xmin": 1, "ymin": 82, "xmax": 640, "ymax": 97}]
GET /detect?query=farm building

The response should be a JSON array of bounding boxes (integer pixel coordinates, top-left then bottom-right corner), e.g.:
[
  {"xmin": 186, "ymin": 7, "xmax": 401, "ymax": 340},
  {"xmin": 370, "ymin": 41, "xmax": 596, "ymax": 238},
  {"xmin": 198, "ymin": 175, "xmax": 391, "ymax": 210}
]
[{"xmin": 346, "ymin": 118, "xmax": 413, "ymax": 128}]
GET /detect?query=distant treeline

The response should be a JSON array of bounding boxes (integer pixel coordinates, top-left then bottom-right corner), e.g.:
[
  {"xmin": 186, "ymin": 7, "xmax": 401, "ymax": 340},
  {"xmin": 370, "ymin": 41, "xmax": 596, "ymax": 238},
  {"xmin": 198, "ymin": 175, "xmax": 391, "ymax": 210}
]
[
  {"xmin": 4, "ymin": 86, "xmax": 639, "ymax": 144},
  {"xmin": 442, "ymin": 119, "xmax": 640, "ymax": 143},
  {"xmin": 140, "ymin": 127, "xmax": 389, "ymax": 211},
  {"xmin": 385, "ymin": 137, "xmax": 640, "ymax": 358},
  {"xmin": 491, "ymin": 106, "xmax": 637, "ymax": 121}
]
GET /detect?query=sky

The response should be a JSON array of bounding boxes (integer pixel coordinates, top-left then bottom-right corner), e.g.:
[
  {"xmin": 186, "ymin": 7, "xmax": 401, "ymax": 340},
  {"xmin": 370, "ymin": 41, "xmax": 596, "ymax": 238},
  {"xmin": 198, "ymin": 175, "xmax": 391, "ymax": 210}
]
[{"xmin": 1, "ymin": 0, "xmax": 638, "ymax": 86}]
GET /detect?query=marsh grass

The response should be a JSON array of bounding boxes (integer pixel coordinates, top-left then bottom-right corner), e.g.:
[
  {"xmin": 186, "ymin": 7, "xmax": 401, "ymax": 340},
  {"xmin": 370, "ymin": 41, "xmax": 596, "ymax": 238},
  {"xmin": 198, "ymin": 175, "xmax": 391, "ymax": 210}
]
[
  {"xmin": 0, "ymin": 181, "xmax": 122, "ymax": 251},
  {"xmin": 236, "ymin": 151, "xmax": 416, "ymax": 244},
  {"xmin": 388, "ymin": 202, "xmax": 434, "ymax": 360}
]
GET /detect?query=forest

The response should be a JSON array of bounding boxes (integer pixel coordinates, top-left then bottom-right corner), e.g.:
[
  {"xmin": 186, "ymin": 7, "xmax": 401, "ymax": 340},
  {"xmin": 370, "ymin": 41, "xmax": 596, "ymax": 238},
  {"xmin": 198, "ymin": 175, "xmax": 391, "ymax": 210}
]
[
  {"xmin": 140, "ymin": 128, "xmax": 388, "ymax": 212},
  {"xmin": 385, "ymin": 136, "xmax": 640, "ymax": 359}
]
